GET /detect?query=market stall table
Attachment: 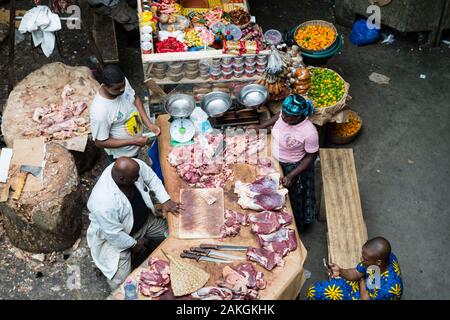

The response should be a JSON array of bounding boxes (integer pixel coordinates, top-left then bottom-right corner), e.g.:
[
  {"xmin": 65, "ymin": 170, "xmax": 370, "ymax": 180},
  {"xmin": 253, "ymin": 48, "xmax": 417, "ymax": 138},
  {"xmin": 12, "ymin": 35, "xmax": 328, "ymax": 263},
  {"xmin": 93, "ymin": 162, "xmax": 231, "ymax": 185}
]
[{"xmin": 109, "ymin": 114, "xmax": 307, "ymax": 300}]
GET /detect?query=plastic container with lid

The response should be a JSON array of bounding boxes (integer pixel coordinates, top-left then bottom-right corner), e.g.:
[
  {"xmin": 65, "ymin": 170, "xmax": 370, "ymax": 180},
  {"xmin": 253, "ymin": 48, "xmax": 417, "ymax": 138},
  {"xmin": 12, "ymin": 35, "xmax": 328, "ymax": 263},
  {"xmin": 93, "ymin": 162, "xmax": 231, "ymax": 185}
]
[
  {"xmin": 233, "ymin": 63, "xmax": 245, "ymax": 72},
  {"xmin": 245, "ymin": 63, "xmax": 256, "ymax": 72},
  {"xmin": 210, "ymin": 70, "xmax": 222, "ymax": 80},
  {"xmin": 256, "ymin": 54, "xmax": 268, "ymax": 63},
  {"xmin": 234, "ymin": 69, "xmax": 244, "ymax": 78},
  {"xmin": 244, "ymin": 55, "xmax": 256, "ymax": 64},
  {"xmin": 264, "ymin": 29, "xmax": 283, "ymax": 45},
  {"xmin": 245, "ymin": 69, "xmax": 256, "ymax": 77},
  {"xmin": 141, "ymin": 41, "xmax": 154, "ymax": 54},
  {"xmin": 185, "ymin": 69, "xmax": 200, "ymax": 79},
  {"xmin": 222, "ymin": 70, "xmax": 233, "ymax": 80},
  {"xmin": 212, "ymin": 58, "xmax": 222, "ymax": 67},
  {"xmin": 222, "ymin": 57, "xmax": 233, "ymax": 65},
  {"xmin": 169, "ymin": 72, "xmax": 184, "ymax": 82},
  {"xmin": 221, "ymin": 64, "xmax": 233, "ymax": 73},
  {"xmin": 256, "ymin": 66, "xmax": 267, "ymax": 73},
  {"xmin": 168, "ymin": 62, "xmax": 184, "ymax": 73},
  {"xmin": 256, "ymin": 60, "xmax": 268, "ymax": 68},
  {"xmin": 245, "ymin": 60, "xmax": 257, "ymax": 67},
  {"xmin": 185, "ymin": 62, "xmax": 200, "ymax": 72},
  {"xmin": 233, "ymin": 56, "xmax": 244, "ymax": 64}
]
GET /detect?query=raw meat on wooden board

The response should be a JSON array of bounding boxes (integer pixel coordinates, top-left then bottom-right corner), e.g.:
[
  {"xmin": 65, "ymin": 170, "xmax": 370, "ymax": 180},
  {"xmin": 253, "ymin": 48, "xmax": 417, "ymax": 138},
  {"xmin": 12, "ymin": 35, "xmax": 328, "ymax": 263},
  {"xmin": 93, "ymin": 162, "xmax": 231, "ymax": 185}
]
[
  {"xmin": 256, "ymin": 228, "xmax": 298, "ymax": 257},
  {"xmin": 179, "ymin": 188, "xmax": 225, "ymax": 239},
  {"xmin": 246, "ymin": 247, "xmax": 285, "ymax": 271}
]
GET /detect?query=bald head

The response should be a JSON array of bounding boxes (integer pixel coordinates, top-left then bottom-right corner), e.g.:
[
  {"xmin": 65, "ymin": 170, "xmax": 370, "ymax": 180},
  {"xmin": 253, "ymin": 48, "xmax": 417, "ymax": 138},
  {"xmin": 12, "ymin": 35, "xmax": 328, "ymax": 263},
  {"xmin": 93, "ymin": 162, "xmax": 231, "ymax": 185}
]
[
  {"xmin": 361, "ymin": 237, "xmax": 391, "ymax": 267},
  {"xmin": 111, "ymin": 157, "xmax": 140, "ymax": 187}
]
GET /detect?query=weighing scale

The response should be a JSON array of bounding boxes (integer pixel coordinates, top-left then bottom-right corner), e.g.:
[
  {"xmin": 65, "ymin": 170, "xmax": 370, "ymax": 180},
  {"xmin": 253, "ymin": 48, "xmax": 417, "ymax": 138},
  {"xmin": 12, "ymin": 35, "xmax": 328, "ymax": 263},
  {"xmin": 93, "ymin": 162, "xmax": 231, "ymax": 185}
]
[
  {"xmin": 169, "ymin": 118, "xmax": 196, "ymax": 145},
  {"xmin": 164, "ymin": 93, "xmax": 197, "ymax": 146}
]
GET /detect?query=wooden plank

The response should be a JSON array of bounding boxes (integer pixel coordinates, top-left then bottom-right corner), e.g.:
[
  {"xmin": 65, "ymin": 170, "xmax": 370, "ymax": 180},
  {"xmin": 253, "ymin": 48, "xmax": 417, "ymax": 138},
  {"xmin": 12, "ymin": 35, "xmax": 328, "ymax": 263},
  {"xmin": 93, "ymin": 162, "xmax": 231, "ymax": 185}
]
[
  {"xmin": 92, "ymin": 13, "xmax": 119, "ymax": 64},
  {"xmin": 320, "ymin": 148, "xmax": 368, "ymax": 269}
]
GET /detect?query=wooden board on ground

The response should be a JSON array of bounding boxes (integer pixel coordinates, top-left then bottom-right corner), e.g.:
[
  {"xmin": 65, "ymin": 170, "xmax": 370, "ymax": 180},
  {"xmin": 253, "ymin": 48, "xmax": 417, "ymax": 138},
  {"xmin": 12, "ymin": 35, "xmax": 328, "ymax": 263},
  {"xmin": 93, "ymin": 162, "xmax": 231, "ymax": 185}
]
[
  {"xmin": 179, "ymin": 188, "xmax": 224, "ymax": 239},
  {"xmin": 320, "ymin": 148, "xmax": 368, "ymax": 269},
  {"xmin": 92, "ymin": 12, "xmax": 119, "ymax": 63},
  {"xmin": 108, "ymin": 114, "xmax": 308, "ymax": 300}
]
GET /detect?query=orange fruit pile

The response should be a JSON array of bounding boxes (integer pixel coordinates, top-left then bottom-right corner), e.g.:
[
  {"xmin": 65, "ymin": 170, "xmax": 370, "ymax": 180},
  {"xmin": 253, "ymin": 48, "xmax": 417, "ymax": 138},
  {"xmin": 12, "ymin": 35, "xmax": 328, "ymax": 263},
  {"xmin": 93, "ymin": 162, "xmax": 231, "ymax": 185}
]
[{"xmin": 295, "ymin": 24, "xmax": 336, "ymax": 51}]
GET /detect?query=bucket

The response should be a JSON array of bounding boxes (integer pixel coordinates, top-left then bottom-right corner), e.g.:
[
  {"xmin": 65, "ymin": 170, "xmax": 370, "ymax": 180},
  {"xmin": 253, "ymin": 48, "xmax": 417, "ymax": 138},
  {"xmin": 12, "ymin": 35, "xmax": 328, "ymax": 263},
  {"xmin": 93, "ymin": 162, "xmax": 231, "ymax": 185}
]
[{"xmin": 147, "ymin": 140, "xmax": 164, "ymax": 183}]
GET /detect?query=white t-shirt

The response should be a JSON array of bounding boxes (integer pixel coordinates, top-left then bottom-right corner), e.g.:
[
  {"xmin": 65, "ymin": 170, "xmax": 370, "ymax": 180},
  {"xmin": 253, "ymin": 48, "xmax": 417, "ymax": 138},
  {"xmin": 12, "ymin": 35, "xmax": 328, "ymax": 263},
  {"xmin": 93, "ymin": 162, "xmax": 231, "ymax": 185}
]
[{"xmin": 90, "ymin": 78, "xmax": 144, "ymax": 158}]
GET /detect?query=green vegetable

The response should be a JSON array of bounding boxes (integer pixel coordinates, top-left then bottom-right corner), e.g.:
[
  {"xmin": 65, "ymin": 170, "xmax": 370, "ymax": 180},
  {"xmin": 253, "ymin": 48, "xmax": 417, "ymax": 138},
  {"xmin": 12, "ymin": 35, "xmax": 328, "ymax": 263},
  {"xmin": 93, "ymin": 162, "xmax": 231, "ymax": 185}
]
[{"xmin": 308, "ymin": 68, "xmax": 345, "ymax": 108}]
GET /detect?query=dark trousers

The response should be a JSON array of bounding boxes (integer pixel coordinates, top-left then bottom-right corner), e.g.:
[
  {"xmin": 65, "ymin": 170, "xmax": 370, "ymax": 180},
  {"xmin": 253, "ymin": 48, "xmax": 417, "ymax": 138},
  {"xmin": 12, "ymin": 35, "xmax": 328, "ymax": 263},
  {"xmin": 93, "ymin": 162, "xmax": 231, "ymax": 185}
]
[{"xmin": 280, "ymin": 161, "xmax": 316, "ymax": 230}]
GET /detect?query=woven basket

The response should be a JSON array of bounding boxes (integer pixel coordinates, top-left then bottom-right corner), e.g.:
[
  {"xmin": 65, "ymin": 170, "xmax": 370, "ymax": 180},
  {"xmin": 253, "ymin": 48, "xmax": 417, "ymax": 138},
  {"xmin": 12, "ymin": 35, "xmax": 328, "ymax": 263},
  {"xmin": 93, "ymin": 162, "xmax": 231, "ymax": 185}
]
[
  {"xmin": 294, "ymin": 20, "xmax": 338, "ymax": 53},
  {"xmin": 327, "ymin": 110, "xmax": 362, "ymax": 145},
  {"xmin": 308, "ymin": 67, "xmax": 350, "ymax": 126}
]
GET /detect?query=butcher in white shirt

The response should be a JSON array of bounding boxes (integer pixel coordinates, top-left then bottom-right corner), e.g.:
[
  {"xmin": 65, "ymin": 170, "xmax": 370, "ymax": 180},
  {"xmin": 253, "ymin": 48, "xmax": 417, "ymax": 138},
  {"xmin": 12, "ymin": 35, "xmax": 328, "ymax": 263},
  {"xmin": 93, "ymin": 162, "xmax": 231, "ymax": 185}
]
[{"xmin": 87, "ymin": 157, "xmax": 181, "ymax": 289}]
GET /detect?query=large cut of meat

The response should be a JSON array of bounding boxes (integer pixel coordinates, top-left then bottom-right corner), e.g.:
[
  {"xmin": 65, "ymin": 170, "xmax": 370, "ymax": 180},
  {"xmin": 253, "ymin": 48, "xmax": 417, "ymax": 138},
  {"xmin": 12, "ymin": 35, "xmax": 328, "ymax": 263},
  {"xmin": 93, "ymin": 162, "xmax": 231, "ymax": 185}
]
[
  {"xmin": 256, "ymin": 157, "xmax": 279, "ymax": 176},
  {"xmin": 24, "ymin": 84, "xmax": 89, "ymax": 141},
  {"xmin": 234, "ymin": 173, "xmax": 288, "ymax": 211},
  {"xmin": 256, "ymin": 228, "xmax": 298, "ymax": 257},
  {"xmin": 168, "ymin": 132, "xmax": 234, "ymax": 188},
  {"xmin": 139, "ymin": 257, "xmax": 171, "ymax": 298},
  {"xmin": 246, "ymin": 247, "xmax": 285, "ymax": 271},
  {"xmin": 249, "ymin": 209, "xmax": 293, "ymax": 235},
  {"xmin": 220, "ymin": 209, "xmax": 249, "ymax": 239}
]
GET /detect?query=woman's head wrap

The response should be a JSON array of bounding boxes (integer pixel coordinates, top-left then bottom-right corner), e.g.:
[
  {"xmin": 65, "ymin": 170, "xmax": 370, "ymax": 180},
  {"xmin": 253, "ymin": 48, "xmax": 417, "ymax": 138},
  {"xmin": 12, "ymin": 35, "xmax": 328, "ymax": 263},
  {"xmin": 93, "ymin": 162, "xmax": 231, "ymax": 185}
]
[{"xmin": 281, "ymin": 94, "xmax": 314, "ymax": 117}]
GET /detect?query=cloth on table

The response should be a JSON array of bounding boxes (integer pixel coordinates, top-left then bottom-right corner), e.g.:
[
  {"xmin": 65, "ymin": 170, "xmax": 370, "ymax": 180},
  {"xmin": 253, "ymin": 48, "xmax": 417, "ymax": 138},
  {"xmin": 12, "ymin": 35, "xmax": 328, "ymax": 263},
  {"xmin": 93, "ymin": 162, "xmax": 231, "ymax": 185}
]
[
  {"xmin": 18, "ymin": 5, "xmax": 61, "ymax": 57},
  {"xmin": 307, "ymin": 253, "xmax": 403, "ymax": 300},
  {"xmin": 280, "ymin": 161, "xmax": 316, "ymax": 229}
]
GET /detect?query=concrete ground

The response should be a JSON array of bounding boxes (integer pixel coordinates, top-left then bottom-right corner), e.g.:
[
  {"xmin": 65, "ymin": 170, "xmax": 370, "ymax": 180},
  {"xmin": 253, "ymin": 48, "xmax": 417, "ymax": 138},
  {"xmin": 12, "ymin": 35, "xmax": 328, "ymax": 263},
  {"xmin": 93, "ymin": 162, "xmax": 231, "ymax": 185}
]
[{"xmin": 0, "ymin": 0, "xmax": 449, "ymax": 299}]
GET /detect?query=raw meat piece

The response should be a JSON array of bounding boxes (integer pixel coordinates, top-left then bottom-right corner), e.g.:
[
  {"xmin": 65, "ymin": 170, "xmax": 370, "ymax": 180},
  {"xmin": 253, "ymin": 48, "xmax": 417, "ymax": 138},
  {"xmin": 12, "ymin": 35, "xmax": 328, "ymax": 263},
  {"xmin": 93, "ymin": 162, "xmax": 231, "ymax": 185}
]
[
  {"xmin": 234, "ymin": 173, "xmax": 281, "ymax": 197},
  {"xmin": 234, "ymin": 263, "xmax": 267, "ymax": 290},
  {"xmin": 220, "ymin": 223, "xmax": 241, "ymax": 238},
  {"xmin": 191, "ymin": 287, "xmax": 233, "ymax": 300},
  {"xmin": 139, "ymin": 258, "xmax": 171, "ymax": 298},
  {"xmin": 257, "ymin": 228, "xmax": 298, "ymax": 257},
  {"xmin": 224, "ymin": 209, "xmax": 249, "ymax": 227},
  {"xmin": 237, "ymin": 189, "xmax": 288, "ymax": 211},
  {"xmin": 219, "ymin": 266, "xmax": 250, "ymax": 294},
  {"xmin": 276, "ymin": 208, "xmax": 292, "ymax": 226},
  {"xmin": 256, "ymin": 157, "xmax": 278, "ymax": 176},
  {"xmin": 246, "ymin": 247, "xmax": 285, "ymax": 271},
  {"xmin": 249, "ymin": 211, "xmax": 281, "ymax": 234}
]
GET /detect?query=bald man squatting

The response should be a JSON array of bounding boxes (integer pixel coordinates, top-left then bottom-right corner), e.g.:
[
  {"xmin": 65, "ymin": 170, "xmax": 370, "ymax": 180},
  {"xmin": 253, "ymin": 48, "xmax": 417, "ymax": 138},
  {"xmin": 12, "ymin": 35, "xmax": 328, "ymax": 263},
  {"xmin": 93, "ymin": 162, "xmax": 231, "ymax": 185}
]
[{"xmin": 86, "ymin": 157, "xmax": 181, "ymax": 290}]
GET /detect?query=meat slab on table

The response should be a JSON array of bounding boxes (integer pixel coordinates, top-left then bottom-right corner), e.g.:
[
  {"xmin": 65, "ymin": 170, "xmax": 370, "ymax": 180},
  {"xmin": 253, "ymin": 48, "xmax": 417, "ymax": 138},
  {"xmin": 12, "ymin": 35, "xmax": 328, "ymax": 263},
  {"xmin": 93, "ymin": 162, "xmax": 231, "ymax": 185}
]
[
  {"xmin": 256, "ymin": 157, "xmax": 279, "ymax": 176},
  {"xmin": 220, "ymin": 209, "xmax": 249, "ymax": 239},
  {"xmin": 257, "ymin": 227, "xmax": 298, "ymax": 257},
  {"xmin": 246, "ymin": 247, "xmax": 285, "ymax": 271}
]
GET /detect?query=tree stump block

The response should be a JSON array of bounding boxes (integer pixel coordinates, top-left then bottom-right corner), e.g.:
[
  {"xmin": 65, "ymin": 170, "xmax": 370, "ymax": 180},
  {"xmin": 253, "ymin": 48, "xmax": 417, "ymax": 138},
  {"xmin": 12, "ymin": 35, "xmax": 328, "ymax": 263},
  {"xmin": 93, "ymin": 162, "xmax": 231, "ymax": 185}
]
[
  {"xmin": 0, "ymin": 143, "xmax": 82, "ymax": 253},
  {"xmin": 1, "ymin": 62, "xmax": 101, "ymax": 173}
]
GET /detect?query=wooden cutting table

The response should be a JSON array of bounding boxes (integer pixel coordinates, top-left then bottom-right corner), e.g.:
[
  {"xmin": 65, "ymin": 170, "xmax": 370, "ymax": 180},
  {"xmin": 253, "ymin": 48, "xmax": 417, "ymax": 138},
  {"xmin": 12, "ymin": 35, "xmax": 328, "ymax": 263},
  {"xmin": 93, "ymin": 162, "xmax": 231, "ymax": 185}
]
[{"xmin": 109, "ymin": 114, "xmax": 308, "ymax": 300}]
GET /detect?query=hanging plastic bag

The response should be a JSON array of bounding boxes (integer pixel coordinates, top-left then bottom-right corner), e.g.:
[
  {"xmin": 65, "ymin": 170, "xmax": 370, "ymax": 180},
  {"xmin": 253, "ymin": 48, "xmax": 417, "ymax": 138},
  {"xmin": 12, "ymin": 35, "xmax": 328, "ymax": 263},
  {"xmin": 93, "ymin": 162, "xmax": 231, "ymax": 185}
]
[{"xmin": 349, "ymin": 19, "xmax": 380, "ymax": 46}]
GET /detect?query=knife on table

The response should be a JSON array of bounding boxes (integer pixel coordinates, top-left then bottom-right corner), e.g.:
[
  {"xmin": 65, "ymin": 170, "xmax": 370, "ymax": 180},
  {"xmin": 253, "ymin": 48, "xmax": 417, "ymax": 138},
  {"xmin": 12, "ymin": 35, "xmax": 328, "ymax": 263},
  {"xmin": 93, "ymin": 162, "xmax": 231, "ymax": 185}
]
[
  {"xmin": 190, "ymin": 247, "xmax": 245, "ymax": 261},
  {"xmin": 180, "ymin": 251, "xmax": 232, "ymax": 264},
  {"xmin": 199, "ymin": 244, "xmax": 250, "ymax": 251}
]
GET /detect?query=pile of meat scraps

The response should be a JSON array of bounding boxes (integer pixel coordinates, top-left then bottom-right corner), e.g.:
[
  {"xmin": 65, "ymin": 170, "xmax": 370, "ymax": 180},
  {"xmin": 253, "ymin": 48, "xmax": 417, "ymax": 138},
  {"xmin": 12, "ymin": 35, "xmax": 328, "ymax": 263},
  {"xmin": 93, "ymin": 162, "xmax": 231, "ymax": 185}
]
[
  {"xmin": 220, "ymin": 209, "xmax": 249, "ymax": 239},
  {"xmin": 24, "ymin": 84, "xmax": 89, "ymax": 141},
  {"xmin": 139, "ymin": 257, "xmax": 171, "ymax": 298},
  {"xmin": 224, "ymin": 130, "xmax": 267, "ymax": 165},
  {"xmin": 192, "ymin": 263, "xmax": 266, "ymax": 300},
  {"xmin": 234, "ymin": 173, "xmax": 288, "ymax": 211},
  {"xmin": 168, "ymin": 132, "xmax": 233, "ymax": 188}
]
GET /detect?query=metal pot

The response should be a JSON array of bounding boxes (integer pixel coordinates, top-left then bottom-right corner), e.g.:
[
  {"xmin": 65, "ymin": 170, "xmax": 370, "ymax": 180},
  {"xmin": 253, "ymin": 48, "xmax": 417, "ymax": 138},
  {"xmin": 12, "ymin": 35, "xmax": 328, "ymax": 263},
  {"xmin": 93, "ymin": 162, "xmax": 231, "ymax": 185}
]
[
  {"xmin": 237, "ymin": 84, "xmax": 268, "ymax": 109},
  {"xmin": 200, "ymin": 91, "xmax": 232, "ymax": 117},
  {"xmin": 164, "ymin": 93, "xmax": 196, "ymax": 118}
]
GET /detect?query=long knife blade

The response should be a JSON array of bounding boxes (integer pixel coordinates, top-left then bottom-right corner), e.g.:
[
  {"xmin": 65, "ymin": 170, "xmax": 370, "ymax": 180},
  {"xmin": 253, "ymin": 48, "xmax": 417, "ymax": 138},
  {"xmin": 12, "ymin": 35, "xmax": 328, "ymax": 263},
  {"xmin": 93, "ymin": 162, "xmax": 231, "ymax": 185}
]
[
  {"xmin": 191, "ymin": 247, "xmax": 245, "ymax": 260},
  {"xmin": 208, "ymin": 250, "xmax": 245, "ymax": 261},
  {"xmin": 200, "ymin": 243, "xmax": 250, "ymax": 251},
  {"xmin": 181, "ymin": 251, "xmax": 232, "ymax": 264}
]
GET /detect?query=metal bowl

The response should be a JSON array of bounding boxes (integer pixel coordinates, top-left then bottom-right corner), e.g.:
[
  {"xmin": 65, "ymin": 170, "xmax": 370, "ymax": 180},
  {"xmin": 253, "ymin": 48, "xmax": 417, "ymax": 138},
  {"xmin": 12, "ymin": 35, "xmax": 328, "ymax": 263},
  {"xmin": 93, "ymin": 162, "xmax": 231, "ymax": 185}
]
[
  {"xmin": 164, "ymin": 93, "xmax": 196, "ymax": 118},
  {"xmin": 237, "ymin": 84, "xmax": 268, "ymax": 108},
  {"xmin": 200, "ymin": 91, "xmax": 232, "ymax": 117}
]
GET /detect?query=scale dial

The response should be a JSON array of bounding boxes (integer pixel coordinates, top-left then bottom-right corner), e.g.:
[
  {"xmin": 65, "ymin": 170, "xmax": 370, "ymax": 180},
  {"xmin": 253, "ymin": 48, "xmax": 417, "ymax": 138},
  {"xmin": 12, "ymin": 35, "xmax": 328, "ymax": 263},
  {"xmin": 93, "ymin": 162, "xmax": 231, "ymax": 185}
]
[{"xmin": 170, "ymin": 118, "xmax": 195, "ymax": 143}]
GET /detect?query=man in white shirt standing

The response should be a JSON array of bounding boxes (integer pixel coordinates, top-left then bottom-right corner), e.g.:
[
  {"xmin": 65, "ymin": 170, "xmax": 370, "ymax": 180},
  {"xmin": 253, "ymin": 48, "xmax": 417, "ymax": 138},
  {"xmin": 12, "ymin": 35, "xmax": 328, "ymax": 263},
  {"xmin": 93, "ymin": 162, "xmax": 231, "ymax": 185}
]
[
  {"xmin": 87, "ymin": 157, "xmax": 181, "ymax": 290},
  {"xmin": 90, "ymin": 64, "xmax": 160, "ymax": 162}
]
